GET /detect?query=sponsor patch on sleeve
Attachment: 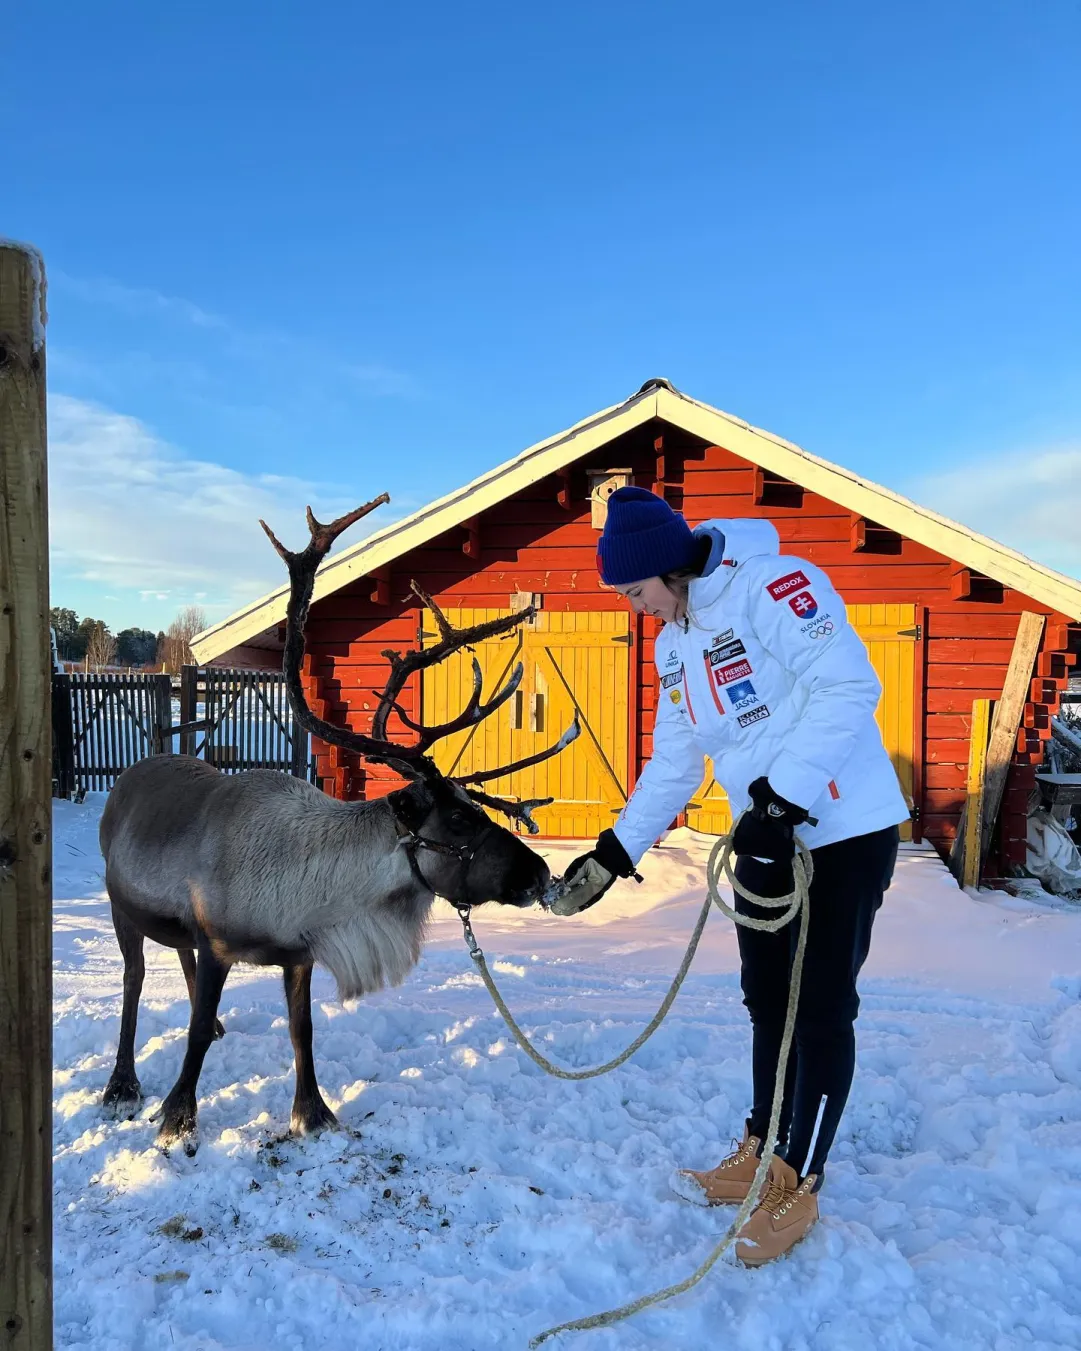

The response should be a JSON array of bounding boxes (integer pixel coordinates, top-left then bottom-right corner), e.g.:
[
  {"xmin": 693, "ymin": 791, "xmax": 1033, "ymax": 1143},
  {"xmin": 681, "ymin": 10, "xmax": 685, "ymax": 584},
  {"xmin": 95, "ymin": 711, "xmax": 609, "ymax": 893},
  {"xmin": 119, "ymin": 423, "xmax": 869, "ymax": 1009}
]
[
  {"xmin": 738, "ymin": 705, "xmax": 771, "ymax": 728},
  {"xmin": 660, "ymin": 669, "xmax": 683, "ymax": 689},
  {"xmin": 767, "ymin": 570, "xmax": 810, "ymax": 601}
]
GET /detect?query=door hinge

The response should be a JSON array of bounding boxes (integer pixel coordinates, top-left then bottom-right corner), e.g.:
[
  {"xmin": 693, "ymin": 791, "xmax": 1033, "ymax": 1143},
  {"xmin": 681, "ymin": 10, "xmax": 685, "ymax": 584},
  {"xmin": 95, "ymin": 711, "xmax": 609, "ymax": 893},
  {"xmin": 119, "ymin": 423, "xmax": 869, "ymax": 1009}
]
[
  {"xmin": 898, "ymin": 624, "xmax": 922, "ymax": 639},
  {"xmin": 612, "ymin": 633, "xmax": 634, "ymax": 645}
]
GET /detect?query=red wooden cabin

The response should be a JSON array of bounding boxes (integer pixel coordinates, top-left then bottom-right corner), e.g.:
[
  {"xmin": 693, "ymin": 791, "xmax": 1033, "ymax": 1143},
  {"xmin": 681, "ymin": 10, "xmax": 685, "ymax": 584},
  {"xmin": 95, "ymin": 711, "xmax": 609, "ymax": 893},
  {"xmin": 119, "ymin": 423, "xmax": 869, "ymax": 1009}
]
[{"xmin": 194, "ymin": 380, "xmax": 1081, "ymax": 874}]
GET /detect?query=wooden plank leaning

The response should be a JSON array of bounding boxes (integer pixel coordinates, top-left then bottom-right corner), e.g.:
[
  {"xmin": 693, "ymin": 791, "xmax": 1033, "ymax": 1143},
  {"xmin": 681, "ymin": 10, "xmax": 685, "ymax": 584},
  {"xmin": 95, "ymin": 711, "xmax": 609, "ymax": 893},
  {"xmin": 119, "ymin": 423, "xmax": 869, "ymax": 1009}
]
[
  {"xmin": 950, "ymin": 611, "xmax": 1046, "ymax": 884},
  {"xmin": 979, "ymin": 611, "xmax": 1046, "ymax": 870}
]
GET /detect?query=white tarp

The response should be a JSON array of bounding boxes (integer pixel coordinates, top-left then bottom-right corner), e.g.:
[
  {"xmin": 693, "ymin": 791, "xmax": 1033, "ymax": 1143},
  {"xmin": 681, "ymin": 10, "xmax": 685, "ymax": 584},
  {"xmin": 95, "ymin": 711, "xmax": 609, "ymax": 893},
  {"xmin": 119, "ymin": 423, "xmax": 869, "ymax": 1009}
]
[{"xmin": 1027, "ymin": 806, "xmax": 1081, "ymax": 898}]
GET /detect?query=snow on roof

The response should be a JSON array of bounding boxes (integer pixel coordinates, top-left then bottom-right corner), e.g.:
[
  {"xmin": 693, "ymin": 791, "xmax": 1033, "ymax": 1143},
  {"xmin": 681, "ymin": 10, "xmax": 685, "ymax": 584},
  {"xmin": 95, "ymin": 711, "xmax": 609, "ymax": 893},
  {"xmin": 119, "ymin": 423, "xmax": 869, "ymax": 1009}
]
[{"xmin": 192, "ymin": 379, "xmax": 1081, "ymax": 662}]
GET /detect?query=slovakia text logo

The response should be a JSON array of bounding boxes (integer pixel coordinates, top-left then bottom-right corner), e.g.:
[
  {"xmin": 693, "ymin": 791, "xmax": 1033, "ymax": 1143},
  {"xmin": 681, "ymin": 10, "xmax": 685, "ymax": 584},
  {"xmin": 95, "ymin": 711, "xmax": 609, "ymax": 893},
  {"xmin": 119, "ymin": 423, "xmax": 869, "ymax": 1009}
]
[
  {"xmin": 789, "ymin": 591, "xmax": 818, "ymax": 619},
  {"xmin": 727, "ymin": 679, "xmax": 758, "ymax": 709},
  {"xmin": 767, "ymin": 570, "xmax": 810, "ymax": 601}
]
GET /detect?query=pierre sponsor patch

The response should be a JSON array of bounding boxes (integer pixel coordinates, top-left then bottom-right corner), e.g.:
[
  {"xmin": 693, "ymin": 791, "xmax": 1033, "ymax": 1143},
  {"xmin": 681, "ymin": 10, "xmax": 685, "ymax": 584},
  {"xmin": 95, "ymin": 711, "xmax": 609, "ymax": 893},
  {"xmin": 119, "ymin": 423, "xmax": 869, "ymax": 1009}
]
[
  {"xmin": 738, "ymin": 704, "xmax": 771, "ymax": 728},
  {"xmin": 713, "ymin": 657, "xmax": 752, "ymax": 687},
  {"xmin": 767, "ymin": 570, "xmax": 810, "ymax": 602}
]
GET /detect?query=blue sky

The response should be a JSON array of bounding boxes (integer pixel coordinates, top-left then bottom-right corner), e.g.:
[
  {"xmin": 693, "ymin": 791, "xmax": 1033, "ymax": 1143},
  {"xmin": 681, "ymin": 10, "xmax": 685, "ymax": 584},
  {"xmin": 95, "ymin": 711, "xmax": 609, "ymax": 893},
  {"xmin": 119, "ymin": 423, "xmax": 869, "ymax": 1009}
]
[{"xmin": 8, "ymin": 0, "xmax": 1080, "ymax": 632}]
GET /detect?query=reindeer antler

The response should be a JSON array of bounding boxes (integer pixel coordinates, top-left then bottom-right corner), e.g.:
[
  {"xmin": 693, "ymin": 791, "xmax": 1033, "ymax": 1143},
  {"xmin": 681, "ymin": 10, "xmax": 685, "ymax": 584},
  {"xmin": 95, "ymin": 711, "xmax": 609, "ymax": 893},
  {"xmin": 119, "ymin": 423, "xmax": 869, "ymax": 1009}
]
[
  {"xmin": 265, "ymin": 500, "xmax": 581, "ymax": 830},
  {"xmin": 370, "ymin": 583, "xmax": 528, "ymax": 746},
  {"xmin": 261, "ymin": 497, "xmax": 435, "ymax": 778}
]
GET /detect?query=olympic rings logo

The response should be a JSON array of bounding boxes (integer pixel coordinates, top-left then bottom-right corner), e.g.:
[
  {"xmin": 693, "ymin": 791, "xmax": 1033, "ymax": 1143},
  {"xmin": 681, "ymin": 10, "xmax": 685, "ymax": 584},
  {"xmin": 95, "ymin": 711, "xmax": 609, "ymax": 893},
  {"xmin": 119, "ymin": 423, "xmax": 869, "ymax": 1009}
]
[{"xmin": 807, "ymin": 621, "xmax": 835, "ymax": 639}]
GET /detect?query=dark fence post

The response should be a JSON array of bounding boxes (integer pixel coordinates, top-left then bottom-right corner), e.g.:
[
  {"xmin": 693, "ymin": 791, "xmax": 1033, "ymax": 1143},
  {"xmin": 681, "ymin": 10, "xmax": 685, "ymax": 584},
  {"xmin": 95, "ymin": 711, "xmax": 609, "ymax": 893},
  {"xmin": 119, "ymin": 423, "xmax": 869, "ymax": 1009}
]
[
  {"xmin": 51, "ymin": 673, "xmax": 75, "ymax": 798},
  {"xmin": 152, "ymin": 673, "xmax": 173, "ymax": 755},
  {"xmin": 179, "ymin": 665, "xmax": 198, "ymax": 756}
]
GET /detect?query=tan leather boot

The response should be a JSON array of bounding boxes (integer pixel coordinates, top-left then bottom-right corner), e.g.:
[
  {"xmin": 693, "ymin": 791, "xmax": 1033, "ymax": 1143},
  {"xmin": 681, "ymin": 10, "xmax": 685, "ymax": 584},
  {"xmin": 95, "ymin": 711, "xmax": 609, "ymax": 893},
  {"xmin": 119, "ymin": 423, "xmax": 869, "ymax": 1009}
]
[
  {"xmin": 670, "ymin": 1125, "xmax": 763, "ymax": 1206},
  {"xmin": 734, "ymin": 1155, "xmax": 818, "ymax": 1266}
]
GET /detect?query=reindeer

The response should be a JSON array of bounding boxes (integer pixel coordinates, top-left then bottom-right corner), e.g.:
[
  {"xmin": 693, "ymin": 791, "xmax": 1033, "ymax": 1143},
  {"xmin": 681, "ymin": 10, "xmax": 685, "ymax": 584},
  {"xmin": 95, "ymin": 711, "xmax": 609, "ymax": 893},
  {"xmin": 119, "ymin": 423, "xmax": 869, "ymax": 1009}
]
[{"xmin": 99, "ymin": 495, "xmax": 578, "ymax": 1150}]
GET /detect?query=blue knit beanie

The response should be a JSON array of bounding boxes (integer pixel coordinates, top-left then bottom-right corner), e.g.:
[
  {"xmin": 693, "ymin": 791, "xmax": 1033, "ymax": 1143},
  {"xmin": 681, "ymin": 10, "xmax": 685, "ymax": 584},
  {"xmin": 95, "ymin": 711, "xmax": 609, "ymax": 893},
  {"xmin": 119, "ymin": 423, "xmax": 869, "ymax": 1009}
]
[{"xmin": 596, "ymin": 486, "xmax": 697, "ymax": 585}]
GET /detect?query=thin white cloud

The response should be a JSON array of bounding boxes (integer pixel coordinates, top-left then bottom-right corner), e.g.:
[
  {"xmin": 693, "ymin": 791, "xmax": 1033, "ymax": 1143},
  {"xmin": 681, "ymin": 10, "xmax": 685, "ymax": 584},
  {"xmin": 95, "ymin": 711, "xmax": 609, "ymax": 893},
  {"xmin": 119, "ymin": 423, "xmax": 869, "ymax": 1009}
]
[
  {"xmin": 48, "ymin": 394, "xmax": 398, "ymax": 624},
  {"xmin": 55, "ymin": 270, "xmax": 419, "ymax": 399},
  {"xmin": 910, "ymin": 445, "xmax": 1081, "ymax": 579},
  {"xmin": 53, "ymin": 270, "xmax": 229, "ymax": 331}
]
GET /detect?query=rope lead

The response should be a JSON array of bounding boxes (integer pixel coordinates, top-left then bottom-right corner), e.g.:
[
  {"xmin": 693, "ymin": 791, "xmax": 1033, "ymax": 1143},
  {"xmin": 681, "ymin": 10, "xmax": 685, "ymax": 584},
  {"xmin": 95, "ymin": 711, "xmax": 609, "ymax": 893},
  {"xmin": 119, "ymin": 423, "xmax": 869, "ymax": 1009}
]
[{"xmin": 457, "ymin": 820, "xmax": 814, "ymax": 1345}]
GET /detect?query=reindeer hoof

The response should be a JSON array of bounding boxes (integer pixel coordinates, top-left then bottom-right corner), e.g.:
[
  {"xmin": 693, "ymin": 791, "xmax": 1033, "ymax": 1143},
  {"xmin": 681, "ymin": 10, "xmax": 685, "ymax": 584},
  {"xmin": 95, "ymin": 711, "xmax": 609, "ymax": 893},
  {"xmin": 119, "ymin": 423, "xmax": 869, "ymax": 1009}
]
[
  {"xmin": 290, "ymin": 1096, "xmax": 339, "ymax": 1137},
  {"xmin": 157, "ymin": 1093, "xmax": 199, "ymax": 1153},
  {"xmin": 103, "ymin": 1073, "xmax": 143, "ymax": 1119}
]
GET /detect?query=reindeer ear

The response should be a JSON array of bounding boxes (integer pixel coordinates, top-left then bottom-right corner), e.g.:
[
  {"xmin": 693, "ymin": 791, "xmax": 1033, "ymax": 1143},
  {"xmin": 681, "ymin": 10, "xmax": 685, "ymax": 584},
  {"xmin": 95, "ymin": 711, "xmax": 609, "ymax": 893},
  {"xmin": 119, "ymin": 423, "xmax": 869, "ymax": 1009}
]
[{"xmin": 389, "ymin": 782, "xmax": 433, "ymax": 833}]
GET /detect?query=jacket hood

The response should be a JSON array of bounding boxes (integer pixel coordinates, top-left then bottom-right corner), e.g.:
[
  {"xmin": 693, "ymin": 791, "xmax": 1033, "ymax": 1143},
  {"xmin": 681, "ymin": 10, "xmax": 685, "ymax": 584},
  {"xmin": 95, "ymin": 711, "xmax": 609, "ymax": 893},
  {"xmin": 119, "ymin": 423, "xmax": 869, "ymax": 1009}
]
[
  {"xmin": 686, "ymin": 517, "xmax": 780, "ymax": 617},
  {"xmin": 698, "ymin": 517, "xmax": 780, "ymax": 566}
]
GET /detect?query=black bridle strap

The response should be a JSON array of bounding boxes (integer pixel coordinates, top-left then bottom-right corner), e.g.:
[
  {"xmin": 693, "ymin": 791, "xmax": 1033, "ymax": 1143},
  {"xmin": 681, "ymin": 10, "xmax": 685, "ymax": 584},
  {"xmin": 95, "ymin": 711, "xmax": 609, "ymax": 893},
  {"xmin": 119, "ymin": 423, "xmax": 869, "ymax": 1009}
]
[{"xmin": 392, "ymin": 816, "xmax": 497, "ymax": 902}]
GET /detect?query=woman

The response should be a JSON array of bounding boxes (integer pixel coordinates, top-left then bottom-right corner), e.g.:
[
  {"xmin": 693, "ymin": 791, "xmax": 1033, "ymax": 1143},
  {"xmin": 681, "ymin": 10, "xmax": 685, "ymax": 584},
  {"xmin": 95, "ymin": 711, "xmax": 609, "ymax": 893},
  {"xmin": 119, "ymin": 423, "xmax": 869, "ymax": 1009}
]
[{"xmin": 553, "ymin": 485, "xmax": 907, "ymax": 1265}]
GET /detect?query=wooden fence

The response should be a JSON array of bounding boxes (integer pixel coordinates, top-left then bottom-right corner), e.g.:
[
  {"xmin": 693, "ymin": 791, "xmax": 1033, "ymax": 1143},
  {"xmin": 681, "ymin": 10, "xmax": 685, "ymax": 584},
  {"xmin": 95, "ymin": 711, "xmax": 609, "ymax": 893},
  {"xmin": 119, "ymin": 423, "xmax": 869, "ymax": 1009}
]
[
  {"xmin": 178, "ymin": 666, "xmax": 313, "ymax": 777},
  {"xmin": 52, "ymin": 667, "xmax": 314, "ymax": 796}
]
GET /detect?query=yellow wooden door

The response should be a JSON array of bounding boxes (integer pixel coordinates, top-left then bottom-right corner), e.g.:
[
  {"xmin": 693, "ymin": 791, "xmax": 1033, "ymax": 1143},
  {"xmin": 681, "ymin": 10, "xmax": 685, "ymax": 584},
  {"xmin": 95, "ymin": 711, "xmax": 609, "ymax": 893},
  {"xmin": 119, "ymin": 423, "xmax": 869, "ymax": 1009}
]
[
  {"xmin": 686, "ymin": 603, "xmax": 917, "ymax": 842},
  {"xmin": 421, "ymin": 610, "xmax": 630, "ymax": 836}
]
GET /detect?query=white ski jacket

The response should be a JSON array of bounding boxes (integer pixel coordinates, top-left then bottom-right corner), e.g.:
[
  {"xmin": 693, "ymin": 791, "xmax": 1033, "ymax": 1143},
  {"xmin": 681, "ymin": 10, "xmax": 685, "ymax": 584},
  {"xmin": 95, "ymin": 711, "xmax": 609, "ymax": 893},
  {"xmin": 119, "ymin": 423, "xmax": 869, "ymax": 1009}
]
[{"xmin": 612, "ymin": 518, "xmax": 910, "ymax": 864}]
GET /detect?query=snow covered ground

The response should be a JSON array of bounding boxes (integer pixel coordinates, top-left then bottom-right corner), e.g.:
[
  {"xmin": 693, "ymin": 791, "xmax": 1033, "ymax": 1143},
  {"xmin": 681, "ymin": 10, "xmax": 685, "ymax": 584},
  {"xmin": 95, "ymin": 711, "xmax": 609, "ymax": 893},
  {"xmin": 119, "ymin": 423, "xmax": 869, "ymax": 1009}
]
[{"xmin": 52, "ymin": 795, "xmax": 1081, "ymax": 1350}]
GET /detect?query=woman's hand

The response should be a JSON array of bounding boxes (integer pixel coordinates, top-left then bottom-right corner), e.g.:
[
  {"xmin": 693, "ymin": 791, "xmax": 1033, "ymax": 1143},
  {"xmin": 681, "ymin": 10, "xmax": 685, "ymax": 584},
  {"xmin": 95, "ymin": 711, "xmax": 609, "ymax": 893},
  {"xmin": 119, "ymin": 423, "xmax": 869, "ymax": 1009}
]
[
  {"xmin": 549, "ymin": 829, "xmax": 636, "ymax": 916},
  {"xmin": 730, "ymin": 777, "xmax": 812, "ymax": 862}
]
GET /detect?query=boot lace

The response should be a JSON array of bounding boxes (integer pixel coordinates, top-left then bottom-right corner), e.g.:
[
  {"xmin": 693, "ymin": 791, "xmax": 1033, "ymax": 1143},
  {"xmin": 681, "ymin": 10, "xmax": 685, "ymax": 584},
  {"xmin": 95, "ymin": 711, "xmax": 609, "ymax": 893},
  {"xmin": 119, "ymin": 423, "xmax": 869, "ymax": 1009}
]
[
  {"xmin": 771, "ymin": 1175, "xmax": 814, "ymax": 1218},
  {"xmin": 718, "ymin": 1137, "xmax": 745, "ymax": 1169},
  {"xmin": 758, "ymin": 1175, "xmax": 787, "ymax": 1215}
]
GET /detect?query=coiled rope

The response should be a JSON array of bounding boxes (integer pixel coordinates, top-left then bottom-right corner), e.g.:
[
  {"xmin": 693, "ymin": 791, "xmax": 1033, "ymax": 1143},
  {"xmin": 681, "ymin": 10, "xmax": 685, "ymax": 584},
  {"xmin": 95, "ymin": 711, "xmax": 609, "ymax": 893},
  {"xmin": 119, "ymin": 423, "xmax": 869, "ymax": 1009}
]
[{"xmin": 454, "ymin": 821, "xmax": 814, "ymax": 1346}]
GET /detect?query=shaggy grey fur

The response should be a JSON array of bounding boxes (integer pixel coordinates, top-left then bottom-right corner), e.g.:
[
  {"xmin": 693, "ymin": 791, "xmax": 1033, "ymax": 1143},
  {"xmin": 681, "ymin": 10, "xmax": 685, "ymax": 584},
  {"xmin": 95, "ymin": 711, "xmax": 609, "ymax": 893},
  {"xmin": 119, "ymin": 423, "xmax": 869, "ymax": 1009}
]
[{"xmin": 100, "ymin": 756, "xmax": 544, "ymax": 1000}]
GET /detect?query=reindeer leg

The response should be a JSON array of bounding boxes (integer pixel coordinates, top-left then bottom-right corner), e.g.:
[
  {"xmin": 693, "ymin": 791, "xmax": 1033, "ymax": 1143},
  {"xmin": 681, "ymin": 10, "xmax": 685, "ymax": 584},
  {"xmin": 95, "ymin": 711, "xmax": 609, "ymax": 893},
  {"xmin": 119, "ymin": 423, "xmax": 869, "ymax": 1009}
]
[
  {"xmin": 283, "ymin": 962, "xmax": 338, "ymax": 1135},
  {"xmin": 157, "ymin": 939, "xmax": 230, "ymax": 1153},
  {"xmin": 178, "ymin": 947, "xmax": 225, "ymax": 1040},
  {"xmin": 103, "ymin": 901, "xmax": 146, "ymax": 1117}
]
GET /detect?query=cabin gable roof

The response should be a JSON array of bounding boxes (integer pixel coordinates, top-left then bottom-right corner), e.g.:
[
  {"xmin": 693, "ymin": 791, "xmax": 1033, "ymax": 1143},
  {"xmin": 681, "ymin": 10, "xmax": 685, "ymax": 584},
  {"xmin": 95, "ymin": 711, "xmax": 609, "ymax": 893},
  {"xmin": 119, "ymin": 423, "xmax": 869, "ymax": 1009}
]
[{"xmin": 192, "ymin": 379, "xmax": 1081, "ymax": 662}]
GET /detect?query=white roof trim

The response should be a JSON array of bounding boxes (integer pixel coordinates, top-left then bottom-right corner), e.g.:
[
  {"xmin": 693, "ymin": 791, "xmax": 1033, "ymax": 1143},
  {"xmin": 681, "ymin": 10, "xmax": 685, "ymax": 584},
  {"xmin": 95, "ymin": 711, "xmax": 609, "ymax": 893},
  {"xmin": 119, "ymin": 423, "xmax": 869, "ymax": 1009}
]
[{"xmin": 193, "ymin": 382, "xmax": 1081, "ymax": 662}]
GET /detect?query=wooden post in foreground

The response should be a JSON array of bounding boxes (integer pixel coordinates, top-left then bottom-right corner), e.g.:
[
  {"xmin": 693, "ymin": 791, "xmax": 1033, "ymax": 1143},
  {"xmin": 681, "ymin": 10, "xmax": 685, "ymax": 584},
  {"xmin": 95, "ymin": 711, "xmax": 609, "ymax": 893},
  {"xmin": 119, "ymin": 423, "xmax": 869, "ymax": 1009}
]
[{"xmin": 0, "ymin": 241, "xmax": 53, "ymax": 1351}]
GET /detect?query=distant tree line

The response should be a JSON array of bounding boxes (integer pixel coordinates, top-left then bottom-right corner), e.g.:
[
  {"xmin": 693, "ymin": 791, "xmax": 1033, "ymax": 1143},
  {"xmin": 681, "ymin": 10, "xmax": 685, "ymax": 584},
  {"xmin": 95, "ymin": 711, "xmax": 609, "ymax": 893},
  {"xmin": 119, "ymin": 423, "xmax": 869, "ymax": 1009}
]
[{"xmin": 50, "ymin": 605, "xmax": 209, "ymax": 673}]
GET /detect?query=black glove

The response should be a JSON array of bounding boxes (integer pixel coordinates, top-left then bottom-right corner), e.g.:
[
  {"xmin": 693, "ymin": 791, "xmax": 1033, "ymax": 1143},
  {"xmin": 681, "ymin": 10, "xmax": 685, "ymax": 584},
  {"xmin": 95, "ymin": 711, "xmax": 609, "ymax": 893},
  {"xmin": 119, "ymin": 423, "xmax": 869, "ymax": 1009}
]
[
  {"xmin": 550, "ymin": 830, "xmax": 636, "ymax": 916},
  {"xmin": 730, "ymin": 778, "xmax": 812, "ymax": 863}
]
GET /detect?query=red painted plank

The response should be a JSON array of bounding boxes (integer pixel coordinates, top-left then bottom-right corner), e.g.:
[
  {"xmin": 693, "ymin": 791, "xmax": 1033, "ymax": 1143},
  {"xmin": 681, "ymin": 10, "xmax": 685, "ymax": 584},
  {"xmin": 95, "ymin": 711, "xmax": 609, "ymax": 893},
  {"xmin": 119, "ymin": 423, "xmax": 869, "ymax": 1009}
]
[
  {"xmin": 925, "ymin": 739, "xmax": 972, "ymax": 764},
  {"xmin": 927, "ymin": 639, "xmax": 1027, "ymax": 664},
  {"xmin": 927, "ymin": 689, "xmax": 1006, "ymax": 714},
  {"xmin": 925, "ymin": 764, "xmax": 968, "ymax": 789},
  {"xmin": 926, "ymin": 666, "xmax": 1019, "ymax": 691}
]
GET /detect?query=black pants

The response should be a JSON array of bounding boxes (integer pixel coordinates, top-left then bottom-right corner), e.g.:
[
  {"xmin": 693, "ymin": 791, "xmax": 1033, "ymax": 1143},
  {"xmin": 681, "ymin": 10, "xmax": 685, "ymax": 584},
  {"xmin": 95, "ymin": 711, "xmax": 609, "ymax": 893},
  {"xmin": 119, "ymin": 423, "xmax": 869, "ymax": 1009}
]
[{"xmin": 734, "ymin": 825, "xmax": 899, "ymax": 1184}]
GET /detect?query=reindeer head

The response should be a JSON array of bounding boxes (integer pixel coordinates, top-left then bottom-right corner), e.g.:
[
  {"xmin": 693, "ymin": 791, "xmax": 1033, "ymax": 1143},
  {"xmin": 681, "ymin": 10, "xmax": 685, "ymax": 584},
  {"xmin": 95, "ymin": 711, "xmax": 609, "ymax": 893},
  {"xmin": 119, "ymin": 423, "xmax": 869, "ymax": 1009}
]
[{"xmin": 261, "ymin": 498, "xmax": 580, "ymax": 908}]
